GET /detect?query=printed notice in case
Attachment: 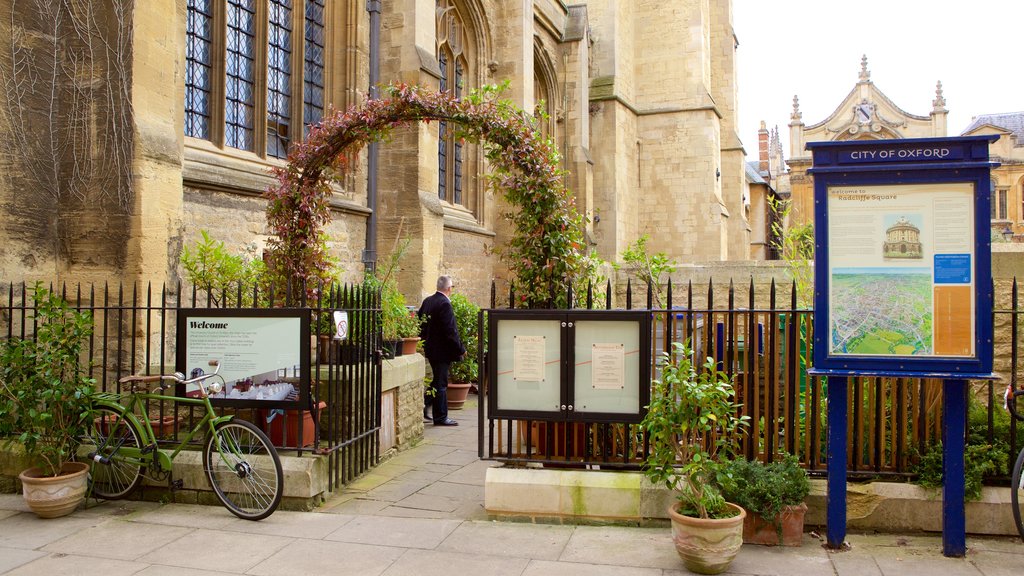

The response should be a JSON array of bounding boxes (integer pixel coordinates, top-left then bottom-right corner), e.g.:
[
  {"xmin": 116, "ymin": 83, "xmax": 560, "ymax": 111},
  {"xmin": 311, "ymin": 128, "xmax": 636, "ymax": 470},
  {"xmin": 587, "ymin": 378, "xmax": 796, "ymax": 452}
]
[
  {"xmin": 591, "ymin": 343, "xmax": 624, "ymax": 390},
  {"xmin": 513, "ymin": 335, "xmax": 545, "ymax": 382}
]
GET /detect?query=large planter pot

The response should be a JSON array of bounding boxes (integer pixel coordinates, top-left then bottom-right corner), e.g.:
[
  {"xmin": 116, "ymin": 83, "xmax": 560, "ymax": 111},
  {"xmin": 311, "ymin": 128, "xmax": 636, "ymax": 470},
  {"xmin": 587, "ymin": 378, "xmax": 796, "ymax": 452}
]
[
  {"xmin": 447, "ymin": 382, "xmax": 472, "ymax": 409},
  {"xmin": 19, "ymin": 461, "xmax": 90, "ymax": 519},
  {"xmin": 742, "ymin": 502, "xmax": 806, "ymax": 546},
  {"xmin": 668, "ymin": 501, "xmax": 745, "ymax": 575}
]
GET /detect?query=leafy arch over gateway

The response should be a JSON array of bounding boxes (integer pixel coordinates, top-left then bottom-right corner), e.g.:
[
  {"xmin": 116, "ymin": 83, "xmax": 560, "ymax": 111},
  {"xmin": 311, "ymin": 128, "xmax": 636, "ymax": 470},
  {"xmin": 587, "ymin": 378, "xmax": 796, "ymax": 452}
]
[{"xmin": 265, "ymin": 83, "xmax": 592, "ymax": 307}]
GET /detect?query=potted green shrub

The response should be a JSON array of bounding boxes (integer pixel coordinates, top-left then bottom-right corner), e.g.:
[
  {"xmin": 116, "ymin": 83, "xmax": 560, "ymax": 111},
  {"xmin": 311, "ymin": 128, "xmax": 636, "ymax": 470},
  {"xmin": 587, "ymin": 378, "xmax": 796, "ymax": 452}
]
[
  {"xmin": 0, "ymin": 284, "xmax": 95, "ymax": 518},
  {"xmin": 721, "ymin": 453, "xmax": 810, "ymax": 546},
  {"xmin": 640, "ymin": 341, "xmax": 749, "ymax": 575},
  {"xmin": 397, "ymin": 308, "xmax": 422, "ymax": 356},
  {"xmin": 446, "ymin": 293, "xmax": 483, "ymax": 408}
]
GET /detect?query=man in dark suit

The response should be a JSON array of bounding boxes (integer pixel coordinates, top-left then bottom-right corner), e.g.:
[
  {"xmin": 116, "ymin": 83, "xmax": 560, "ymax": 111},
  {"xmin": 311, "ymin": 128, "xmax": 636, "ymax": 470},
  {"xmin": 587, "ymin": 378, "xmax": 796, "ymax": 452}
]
[{"xmin": 417, "ymin": 275, "xmax": 466, "ymax": 426}]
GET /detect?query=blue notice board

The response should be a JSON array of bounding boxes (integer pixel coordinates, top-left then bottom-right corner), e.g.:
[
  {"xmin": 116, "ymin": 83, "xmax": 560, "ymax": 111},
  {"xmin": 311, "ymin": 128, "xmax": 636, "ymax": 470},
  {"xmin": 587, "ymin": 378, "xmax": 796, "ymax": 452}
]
[{"xmin": 808, "ymin": 136, "xmax": 997, "ymax": 376}]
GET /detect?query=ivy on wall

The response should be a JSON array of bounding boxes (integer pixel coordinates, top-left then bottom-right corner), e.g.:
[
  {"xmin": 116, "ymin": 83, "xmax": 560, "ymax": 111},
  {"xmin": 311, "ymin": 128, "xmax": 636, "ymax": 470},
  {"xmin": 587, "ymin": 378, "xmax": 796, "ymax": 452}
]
[{"xmin": 265, "ymin": 83, "xmax": 594, "ymax": 307}]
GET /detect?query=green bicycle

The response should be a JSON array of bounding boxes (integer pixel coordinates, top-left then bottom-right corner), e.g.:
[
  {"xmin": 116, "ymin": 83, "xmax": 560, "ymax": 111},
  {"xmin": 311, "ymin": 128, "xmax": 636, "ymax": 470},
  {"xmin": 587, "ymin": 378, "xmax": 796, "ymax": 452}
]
[{"xmin": 80, "ymin": 360, "xmax": 283, "ymax": 520}]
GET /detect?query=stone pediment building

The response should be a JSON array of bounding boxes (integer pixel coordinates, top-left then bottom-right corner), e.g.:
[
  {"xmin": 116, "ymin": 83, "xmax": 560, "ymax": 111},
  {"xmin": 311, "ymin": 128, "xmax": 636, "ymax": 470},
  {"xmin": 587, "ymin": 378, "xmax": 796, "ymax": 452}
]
[
  {"xmin": 0, "ymin": 0, "xmax": 752, "ymax": 304},
  {"xmin": 785, "ymin": 56, "xmax": 948, "ymax": 225},
  {"xmin": 960, "ymin": 112, "xmax": 1024, "ymax": 241}
]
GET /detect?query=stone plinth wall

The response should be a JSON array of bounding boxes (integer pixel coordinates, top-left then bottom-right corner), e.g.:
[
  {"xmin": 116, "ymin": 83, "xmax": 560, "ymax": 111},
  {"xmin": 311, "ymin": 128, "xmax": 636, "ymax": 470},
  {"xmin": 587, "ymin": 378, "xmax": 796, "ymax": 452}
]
[
  {"xmin": 485, "ymin": 468, "xmax": 1017, "ymax": 536},
  {"xmin": 381, "ymin": 353, "xmax": 427, "ymax": 452}
]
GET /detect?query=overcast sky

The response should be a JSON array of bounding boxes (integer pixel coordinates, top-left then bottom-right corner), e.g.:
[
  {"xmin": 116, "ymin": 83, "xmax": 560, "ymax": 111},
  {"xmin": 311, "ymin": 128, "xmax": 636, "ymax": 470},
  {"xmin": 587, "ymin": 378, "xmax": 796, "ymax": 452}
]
[{"xmin": 733, "ymin": 1, "xmax": 1024, "ymax": 161}]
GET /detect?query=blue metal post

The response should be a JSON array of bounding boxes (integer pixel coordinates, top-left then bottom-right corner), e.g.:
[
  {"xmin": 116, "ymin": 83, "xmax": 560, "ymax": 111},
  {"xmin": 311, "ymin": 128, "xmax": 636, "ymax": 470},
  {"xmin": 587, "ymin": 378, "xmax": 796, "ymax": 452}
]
[
  {"xmin": 942, "ymin": 378, "xmax": 967, "ymax": 557},
  {"xmin": 826, "ymin": 375, "xmax": 847, "ymax": 548}
]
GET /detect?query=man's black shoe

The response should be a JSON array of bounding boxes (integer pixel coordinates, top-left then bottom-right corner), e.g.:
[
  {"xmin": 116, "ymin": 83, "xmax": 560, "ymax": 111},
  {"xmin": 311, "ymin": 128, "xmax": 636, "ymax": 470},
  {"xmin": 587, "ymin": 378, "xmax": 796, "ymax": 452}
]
[
  {"xmin": 423, "ymin": 407, "xmax": 432, "ymax": 423},
  {"xmin": 434, "ymin": 418, "xmax": 459, "ymax": 426}
]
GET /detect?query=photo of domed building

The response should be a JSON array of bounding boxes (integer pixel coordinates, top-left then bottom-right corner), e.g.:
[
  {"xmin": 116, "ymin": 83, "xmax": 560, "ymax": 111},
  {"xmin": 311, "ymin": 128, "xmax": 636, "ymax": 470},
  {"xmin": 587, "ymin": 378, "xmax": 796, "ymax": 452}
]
[{"xmin": 883, "ymin": 215, "xmax": 923, "ymax": 259}]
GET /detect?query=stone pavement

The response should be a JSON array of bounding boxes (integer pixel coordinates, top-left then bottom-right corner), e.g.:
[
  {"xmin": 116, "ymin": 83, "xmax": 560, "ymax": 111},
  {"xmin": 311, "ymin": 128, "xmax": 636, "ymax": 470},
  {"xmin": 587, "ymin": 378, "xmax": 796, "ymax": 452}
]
[{"xmin": 2, "ymin": 395, "xmax": 1023, "ymax": 575}]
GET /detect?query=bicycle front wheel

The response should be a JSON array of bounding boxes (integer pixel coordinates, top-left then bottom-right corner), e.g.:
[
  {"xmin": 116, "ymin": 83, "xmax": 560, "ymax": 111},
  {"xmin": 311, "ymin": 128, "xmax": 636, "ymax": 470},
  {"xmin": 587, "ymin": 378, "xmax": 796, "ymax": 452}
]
[
  {"xmin": 79, "ymin": 406, "xmax": 145, "ymax": 500},
  {"xmin": 204, "ymin": 419, "xmax": 283, "ymax": 520},
  {"xmin": 1012, "ymin": 446, "xmax": 1024, "ymax": 542}
]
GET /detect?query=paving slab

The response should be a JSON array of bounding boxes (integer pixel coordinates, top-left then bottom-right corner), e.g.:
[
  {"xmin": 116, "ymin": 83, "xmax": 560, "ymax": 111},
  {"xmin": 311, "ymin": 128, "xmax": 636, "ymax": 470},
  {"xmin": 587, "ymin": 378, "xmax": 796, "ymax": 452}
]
[
  {"xmin": 41, "ymin": 518, "xmax": 190, "ymax": 561},
  {"xmin": 0, "ymin": 547, "xmax": 44, "ymax": 574},
  {"xmin": 134, "ymin": 566, "xmax": 237, "ymax": 576},
  {"xmin": 418, "ymin": 480, "xmax": 485, "ymax": 502},
  {"xmin": 725, "ymin": 541, "xmax": 834, "ymax": 575},
  {"xmin": 248, "ymin": 538, "xmax": 405, "ymax": 576},
  {"xmin": 380, "ymin": 548, "xmax": 529, "ymax": 576},
  {"xmin": 325, "ymin": 515, "xmax": 461, "ymax": 549},
  {"xmin": 967, "ymin": 550, "xmax": 1024, "ymax": 576},
  {"xmin": 364, "ymin": 478, "xmax": 435, "ymax": 502},
  {"xmin": 0, "ymin": 512, "xmax": 102, "ymax": 550},
  {"xmin": 221, "ymin": 508, "xmax": 355, "ymax": 539},
  {"xmin": 522, "ymin": 559, "xmax": 662, "ymax": 576},
  {"xmin": 4, "ymin": 553, "xmax": 147, "ymax": 576},
  {"xmin": 138, "ymin": 527, "xmax": 291, "ymax": 573},
  {"xmin": 437, "ymin": 520, "xmax": 574, "ymax": 560},
  {"xmin": 127, "ymin": 503, "xmax": 238, "ymax": 530},
  {"xmin": 392, "ymin": 491, "xmax": 461, "ymax": 513},
  {"xmin": 558, "ymin": 525, "xmax": 681, "ymax": 570}
]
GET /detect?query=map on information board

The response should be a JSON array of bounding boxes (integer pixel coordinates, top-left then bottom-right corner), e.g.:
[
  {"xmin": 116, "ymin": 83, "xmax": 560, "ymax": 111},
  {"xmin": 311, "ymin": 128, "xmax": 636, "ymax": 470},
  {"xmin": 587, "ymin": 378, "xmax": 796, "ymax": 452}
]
[{"xmin": 828, "ymin": 182, "xmax": 975, "ymax": 358}]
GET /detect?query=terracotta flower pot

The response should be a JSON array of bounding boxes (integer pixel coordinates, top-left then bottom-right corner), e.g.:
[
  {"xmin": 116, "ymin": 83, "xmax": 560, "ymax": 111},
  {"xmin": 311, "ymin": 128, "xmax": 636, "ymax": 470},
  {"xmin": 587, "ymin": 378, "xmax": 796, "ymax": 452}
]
[
  {"xmin": 742, "ymin": 502, "xmax": 806, "ymax": 546},
  {"xmin": 400, "ymin": 337, "xmax": 420, "ymax": 356},
  {"xmin": 447, "ymin": 382, "xmax": 472, "ymax": 409},
  {"xmin": 19, "ymin": 461, "xmax": 90, "ymax": 519},
  {"xmin": 668, "ymin": 501, "xmax": 745, "ymax": 575}
]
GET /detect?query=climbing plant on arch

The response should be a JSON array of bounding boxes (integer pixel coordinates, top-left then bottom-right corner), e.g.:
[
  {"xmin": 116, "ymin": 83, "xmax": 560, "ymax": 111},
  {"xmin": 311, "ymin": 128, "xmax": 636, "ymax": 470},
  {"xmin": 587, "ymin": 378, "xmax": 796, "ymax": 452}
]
[{"xmin": 265, "ymin": 83, "xmax": 594, "ymax": 307}]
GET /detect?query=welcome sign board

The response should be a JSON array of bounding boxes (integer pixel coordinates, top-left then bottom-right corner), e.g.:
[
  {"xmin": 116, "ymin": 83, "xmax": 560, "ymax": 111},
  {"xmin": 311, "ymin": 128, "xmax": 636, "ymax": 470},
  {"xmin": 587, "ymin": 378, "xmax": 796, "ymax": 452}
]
[{"xmin": 176, "ymin": 308, "xmax": 309, "ymax": 409}]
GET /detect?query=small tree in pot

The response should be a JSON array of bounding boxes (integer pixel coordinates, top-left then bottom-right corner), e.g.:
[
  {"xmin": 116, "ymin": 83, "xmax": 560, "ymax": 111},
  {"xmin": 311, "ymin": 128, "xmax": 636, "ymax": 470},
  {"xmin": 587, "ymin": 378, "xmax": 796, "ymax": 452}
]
[
  {"xmin": 0, "ymin": 284, "xmax": 95, "ymax": 518},
  {"xmin": 641, "ymin": 341, "xmax": 749, "ymax": 575}
]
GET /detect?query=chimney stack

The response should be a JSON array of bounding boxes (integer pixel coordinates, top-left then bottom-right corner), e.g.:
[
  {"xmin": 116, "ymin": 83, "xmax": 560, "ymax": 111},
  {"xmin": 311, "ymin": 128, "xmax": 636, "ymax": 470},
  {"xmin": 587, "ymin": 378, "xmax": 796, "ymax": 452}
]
[{"xmin": 758, "ymin": 121, "xmax": 769, "ymax": 173}]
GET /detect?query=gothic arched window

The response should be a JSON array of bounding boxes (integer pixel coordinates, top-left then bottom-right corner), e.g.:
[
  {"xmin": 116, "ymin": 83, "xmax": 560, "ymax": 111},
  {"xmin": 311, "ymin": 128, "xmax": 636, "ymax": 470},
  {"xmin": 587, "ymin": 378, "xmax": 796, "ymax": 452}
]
[
  {"xmin": 185, "ymin": 0, "xmax": 326, "ymax": 158},
  {"xmin": 436, "ymin": 1, "xmax": 469, "ymax": 207}
]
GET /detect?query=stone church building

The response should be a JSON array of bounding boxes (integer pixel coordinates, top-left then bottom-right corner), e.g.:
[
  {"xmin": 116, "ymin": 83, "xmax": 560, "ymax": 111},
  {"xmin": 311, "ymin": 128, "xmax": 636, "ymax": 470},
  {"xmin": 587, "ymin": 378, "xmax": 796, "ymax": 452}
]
[{"xmin": 0, "ymin": 1, "xmax": 751, "ymax": 304}]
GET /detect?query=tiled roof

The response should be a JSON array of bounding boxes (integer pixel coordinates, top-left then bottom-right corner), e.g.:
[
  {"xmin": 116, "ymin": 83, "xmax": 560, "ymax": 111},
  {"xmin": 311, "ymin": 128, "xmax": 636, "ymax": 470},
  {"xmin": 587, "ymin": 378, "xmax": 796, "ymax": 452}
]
[
  {"xmin": 745, "ymin": 161, "xmax": 766, "ymax": 184},
  {"xmin": 961, "ymin": 112, "xmax": 1024, "ymax": 144}
]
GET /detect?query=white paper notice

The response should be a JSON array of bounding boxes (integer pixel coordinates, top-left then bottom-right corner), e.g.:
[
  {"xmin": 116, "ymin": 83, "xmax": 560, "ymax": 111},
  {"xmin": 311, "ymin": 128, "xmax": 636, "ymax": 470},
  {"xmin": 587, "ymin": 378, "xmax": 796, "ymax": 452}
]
[
  {"xmin": 513, "ymin": 335, "xmax": 545, "ymax": 382},
  {"xmin": 591, "ymin": 343, "xmax": 624, "ymax": 390}
]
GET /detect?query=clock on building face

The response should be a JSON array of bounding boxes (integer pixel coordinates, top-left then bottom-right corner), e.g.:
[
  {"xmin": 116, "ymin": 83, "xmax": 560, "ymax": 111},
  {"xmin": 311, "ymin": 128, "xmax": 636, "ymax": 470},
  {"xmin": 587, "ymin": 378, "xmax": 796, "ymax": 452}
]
[{"xmin": 856, "ymin": 103, "xmax": 874, "ymax": 124}]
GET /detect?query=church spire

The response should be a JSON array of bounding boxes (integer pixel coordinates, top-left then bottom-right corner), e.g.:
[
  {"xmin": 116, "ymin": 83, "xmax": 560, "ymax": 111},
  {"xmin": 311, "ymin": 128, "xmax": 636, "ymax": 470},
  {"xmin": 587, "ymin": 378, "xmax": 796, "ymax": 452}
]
[{"xmin": 859, "ymin": 55, "xmax": 871, "ymax": 82}]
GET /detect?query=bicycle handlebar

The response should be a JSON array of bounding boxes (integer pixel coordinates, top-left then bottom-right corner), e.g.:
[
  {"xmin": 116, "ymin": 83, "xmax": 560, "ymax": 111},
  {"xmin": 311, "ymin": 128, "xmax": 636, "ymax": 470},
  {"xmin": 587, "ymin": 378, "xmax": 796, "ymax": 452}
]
[
  {"xmin": 1004, "ymin": 384, "xmax": 1024, "ymax": 423},
  {"xmin": 119, "ymin": 360, "xmax": 222, "ymax": 395}
]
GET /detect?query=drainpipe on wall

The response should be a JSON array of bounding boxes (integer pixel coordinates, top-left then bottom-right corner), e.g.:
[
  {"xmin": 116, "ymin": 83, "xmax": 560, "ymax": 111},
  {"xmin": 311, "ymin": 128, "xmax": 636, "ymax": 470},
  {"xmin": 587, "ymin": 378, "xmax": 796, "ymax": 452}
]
[{"xmin": 363, "ymin": 0, "xmax": 381, "ymax": 273}]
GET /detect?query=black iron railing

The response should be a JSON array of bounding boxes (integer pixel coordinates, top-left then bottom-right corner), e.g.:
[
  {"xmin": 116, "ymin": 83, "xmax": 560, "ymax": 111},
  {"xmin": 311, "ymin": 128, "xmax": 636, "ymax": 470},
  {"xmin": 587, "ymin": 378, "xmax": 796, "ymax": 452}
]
[
  {"xmin": 0, "ymin": 280, "xmax": 382, "ymax": 492},
  {"xmin": 483, "ymin": 278, "xmax": 1024, "ymax": 480}
]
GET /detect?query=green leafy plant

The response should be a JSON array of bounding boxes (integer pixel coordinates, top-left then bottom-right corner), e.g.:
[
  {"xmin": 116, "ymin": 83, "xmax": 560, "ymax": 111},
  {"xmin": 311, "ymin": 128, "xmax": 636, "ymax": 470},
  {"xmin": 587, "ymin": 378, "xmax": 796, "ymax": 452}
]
[
  {"xmin": 912, "ymin": 441, "xmax": 1006, "ymax": 501},
  {"xmin": 768, "ymin": 196, "xmax": 814, "ymax": 306},
  {"xmin": 912, "ymin": 393, "xmax": 1017, "ymax": 500},
  {"xmin": 0, "ymin": 284, "xmax": 95, "ymax": 477},
  {"xmin": 615, "ymin": 234, "xmax": 678, "ymax": 308},
  {"xmin": 180, "ymin": 230, "xmax": 270, "ymax": 306},
  {"xmin": 449, "ymin": 293, "xmax": 484, "ymax": 383},
  {"xmin": 720, "ymin": 454, "xmax": 809, "ymax": 527},
  {"xmin": 641, "ymin": 341, "xmax": 749, "ymax": 519}
]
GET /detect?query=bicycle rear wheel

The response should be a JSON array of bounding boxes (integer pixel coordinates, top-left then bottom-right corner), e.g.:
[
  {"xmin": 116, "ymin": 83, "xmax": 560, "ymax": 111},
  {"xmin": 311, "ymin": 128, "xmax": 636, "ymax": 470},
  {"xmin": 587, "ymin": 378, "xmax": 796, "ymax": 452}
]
[
  {"xmin": 79, "ymin": 406, "xmax": 145, "ymax": 499},
  {"xmin": 1012, "ymin": 446, "xmax": 1024, "ymax": 542},
  {"xmin": 204, "ymin": 419, "xmax": 282, "ymax": 520}
]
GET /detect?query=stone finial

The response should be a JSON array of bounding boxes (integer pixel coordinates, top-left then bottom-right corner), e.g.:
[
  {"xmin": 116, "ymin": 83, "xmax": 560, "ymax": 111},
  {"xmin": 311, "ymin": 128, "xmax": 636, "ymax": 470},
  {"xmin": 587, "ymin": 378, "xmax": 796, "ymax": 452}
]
[
  {"xmin": 791, "ymin": 95, "xmax": 802, "ymax": 122},
  {"xmin": 932, "ymin": 80, "xmax": 947, "ymax": 110},
  {"xmin": 859, "ymin": 55, "xmax": 870, "ymax": 82}
]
